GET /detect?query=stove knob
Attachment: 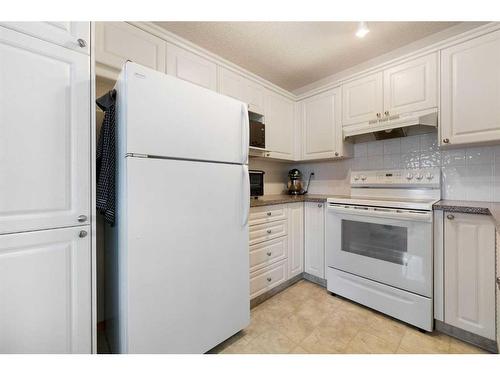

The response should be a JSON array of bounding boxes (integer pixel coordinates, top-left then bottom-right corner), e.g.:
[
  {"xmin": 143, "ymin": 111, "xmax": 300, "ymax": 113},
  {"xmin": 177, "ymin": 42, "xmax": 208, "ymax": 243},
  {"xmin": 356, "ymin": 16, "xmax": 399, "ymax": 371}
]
[
  {"xmin": 354, "ymin": 175, "xmax": 360, "ymax": 181},
  {"xmin": 361, "ymin": 175, "xmax": 367, "ymax": 181},
  {"xmin": 416, "ymin": 174, "xmax": 423, "ymax": 180},
  {"xmin": 406, "ymin": 173, "xmax": 413, "ymax": 180},
  {"xmin": 426, "ymin": 173, "xmax": 434, "ymax": 180}
]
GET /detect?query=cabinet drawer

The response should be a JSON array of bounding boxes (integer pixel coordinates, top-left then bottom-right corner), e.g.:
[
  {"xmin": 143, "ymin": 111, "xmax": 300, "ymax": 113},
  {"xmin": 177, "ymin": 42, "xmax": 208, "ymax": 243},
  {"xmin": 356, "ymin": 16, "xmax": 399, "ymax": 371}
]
[
  {"xmin": 249, "ymin": 204, "xmax": 287, "ymax": 226},
  {"xmin": 250, "ymin": 236, "xmax": 288, "ymax": 272},
  {"xmin": 249, "ymin": 220, "xmax": 287, "ymax": 246},
  {"xmin": 250, "ymin": 260, "xmax": 287, "ymax": 299}
]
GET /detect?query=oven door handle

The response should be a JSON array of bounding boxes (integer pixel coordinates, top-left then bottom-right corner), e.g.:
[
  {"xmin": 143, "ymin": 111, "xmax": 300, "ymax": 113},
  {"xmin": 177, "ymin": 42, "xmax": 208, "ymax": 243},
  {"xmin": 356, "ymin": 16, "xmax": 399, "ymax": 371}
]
[{"xmin": 327, "ymin": 204, "xmax": 432, "ymax": 222}]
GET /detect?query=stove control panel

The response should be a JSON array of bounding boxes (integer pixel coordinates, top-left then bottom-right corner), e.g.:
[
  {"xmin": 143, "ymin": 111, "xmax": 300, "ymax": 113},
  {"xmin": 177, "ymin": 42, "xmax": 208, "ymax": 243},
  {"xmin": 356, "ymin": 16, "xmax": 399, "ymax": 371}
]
[{"xmin": 351, "ymin": 168, "xmax": 440, "ymax": 187}]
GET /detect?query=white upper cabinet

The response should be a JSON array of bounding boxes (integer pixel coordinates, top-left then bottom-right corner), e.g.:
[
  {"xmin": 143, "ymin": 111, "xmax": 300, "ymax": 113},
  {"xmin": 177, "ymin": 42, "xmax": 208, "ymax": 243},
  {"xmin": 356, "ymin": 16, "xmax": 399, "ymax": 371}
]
[
  {"xmin": 166, "ymin": 43, "xmax": 217, "ymax": 91},
  {"xmin": 220, "ymin": 67, "xmax": 264, "ymax": 114},
  {"xmin": 301, "ymin": 87, "xmax": 349, "ymax": 160},
  {"xmin": 0, "ymin": 226, "xmax": 92, "ymax": 353},
  {"xmin": 95, "ymin": 22, "xmax": 166, "ymax": 79},
  {"xmin": 304, "ymin": 202, "xmax": 325, "ymax": 279},
  {"xmin": 441, "ymin": 30, "xmax": 500, "ymax": 146},
  {"xmin": 384, "ymin": 53, "xmax": 437, "ymax": 116},
  {"xmin": 0, "ymin": 22, "xmax": 90, "ymax": 54},
  {"xmin": 444, "ymin": 213, "xmax": 496, "ymax": 340},
  {"xmin": 264, "ymin": 89, "xmax": 294, "ymax": 160},
  {"xmin": 342, "ymin": 72, "xmax": 383, "ymax": 126},
  {"xmin": 0, "ymin": 27, "xmax": 90, "ymax": 234}
]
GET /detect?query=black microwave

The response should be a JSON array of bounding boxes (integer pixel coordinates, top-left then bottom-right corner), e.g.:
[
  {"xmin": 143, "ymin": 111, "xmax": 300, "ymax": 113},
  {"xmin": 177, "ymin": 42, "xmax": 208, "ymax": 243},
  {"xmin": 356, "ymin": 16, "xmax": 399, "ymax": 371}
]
[{"xmin": 249, "ymin": 170, "xmax": 265, "ymax": 197}]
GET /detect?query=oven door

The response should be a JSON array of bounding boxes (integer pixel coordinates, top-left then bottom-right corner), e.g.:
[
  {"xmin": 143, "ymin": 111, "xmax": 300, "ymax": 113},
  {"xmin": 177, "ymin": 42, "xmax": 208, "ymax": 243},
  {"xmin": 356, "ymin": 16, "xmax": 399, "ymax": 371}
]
[{"xmin": 325, "ymin": 204, "xmax": 433, "ymax": 297}]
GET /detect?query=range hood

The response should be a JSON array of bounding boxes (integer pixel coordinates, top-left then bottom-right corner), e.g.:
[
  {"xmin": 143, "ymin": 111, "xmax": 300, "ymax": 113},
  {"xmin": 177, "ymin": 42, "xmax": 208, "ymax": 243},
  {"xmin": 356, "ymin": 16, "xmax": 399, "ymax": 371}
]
[{"xmin": 344, "ymin": 108, "xmax": 438, "ymax": 140}]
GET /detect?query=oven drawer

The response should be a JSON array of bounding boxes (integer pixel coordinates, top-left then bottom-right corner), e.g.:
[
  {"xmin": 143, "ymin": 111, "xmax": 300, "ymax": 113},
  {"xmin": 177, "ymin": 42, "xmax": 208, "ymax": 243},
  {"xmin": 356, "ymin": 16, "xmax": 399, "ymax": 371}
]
[
  {"xmin": 249, "ymin": 204, "xmax": 287, "ymax": 226},
  {"xmin": 250, "ymin": 259, "xmax": 287, "ymax": 299},
  {"xmin": 249, "ymin": 220, "xmax": 287, "ymax": 245},
  {"xmin": 250, "ymin": 236, "xmax": 288, "ymax": 272}
]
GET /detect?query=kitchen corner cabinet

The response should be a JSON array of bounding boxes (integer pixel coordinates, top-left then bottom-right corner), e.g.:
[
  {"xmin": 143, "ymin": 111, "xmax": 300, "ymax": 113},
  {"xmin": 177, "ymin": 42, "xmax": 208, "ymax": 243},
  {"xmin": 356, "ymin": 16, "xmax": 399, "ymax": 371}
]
[
  {"xmin": 0, "ymin": 22, "xmax": 90, "ymax": 54},
  {"xmin": 304, "ymin": 202, "xmax": 325, "ymax": 279},
  {"xmin": 287, "ymin": 203, "xmax": 304, "ymax": 278},
  {"xmin": 264, "ymin": 89, "xmax": 295, "ymax": 160},
  {"xmin": 219, "ymin": 67, "xmax": 264, "ymax": 114},
  {"xmin": 0, "ymin": 226, "xmax": 92, "ymax": 353},
  {"xmin": 301, "ymin": 87, "xmax": 350, "ymax": 160},
  {"xmin": 95, "ymin": 22, "xmax": 166, "ymax": 80},
  {"xmin": 440, "ymin": 30, "xmax": 500, "ymax": 147},
  {"xmin": 0, "ymin": 26, "xmax": 90, "ymax": 234},
  {"xmin": 444, "ymin": 212, "xmax": 496, "ymax": 340},
  {"xmin": 166, "ymin": 43, "xmax": 217, "ymax": 91}
]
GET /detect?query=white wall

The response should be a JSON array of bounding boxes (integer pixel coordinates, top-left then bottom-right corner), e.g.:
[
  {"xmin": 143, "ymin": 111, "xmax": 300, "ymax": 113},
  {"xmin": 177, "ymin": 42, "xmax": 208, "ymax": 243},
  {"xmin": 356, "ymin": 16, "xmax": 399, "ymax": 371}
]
[{"xmin": 291, "ymin": 131, "xmax": 500, "ymax": 202}]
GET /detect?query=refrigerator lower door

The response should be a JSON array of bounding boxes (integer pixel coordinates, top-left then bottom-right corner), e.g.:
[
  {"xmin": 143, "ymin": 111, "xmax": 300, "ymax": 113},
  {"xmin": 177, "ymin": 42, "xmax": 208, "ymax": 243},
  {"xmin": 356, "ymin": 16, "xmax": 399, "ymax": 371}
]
[
  {"xmin": 124, "ymin": 157, "xmax": 250, "ymax": 353},
  {"xmin": 121, "ymin": 62, "xmax": 248, "ymax": 165}
]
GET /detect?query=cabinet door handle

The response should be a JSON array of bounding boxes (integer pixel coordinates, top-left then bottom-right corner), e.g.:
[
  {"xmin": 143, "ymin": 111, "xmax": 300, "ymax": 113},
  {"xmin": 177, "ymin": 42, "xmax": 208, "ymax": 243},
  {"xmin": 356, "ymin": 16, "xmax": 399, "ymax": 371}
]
[
  {"xmin": 496, "ymin": 277, "xmax": 500, "ymax": 290},
  {"xmin": 266, "ymin": 229, "xmax": 272, "ymax": 234},
  {"xmin": 443, "ymin": 138, "xmax": 450, "ymax": 144},
  {"xmin": 267, "ymin": 277, "xmax": 272, "ymax": 282},
  {"xmin": 267, "ymin": 212, "xmax": 272, "ymax": 216},
  {"xmin": 79, "ymin": 230, "xmax": 88, "ymax": 238},
  {"xmin": 78, "ymin": 215, "xmax": 88, "ymax": 223},
  {"xmin": 384, "ymin": 110, "xmax": 390, "ymax": 116},
  {"xmin": 376, "ymin": 113, "xmax": 381, "ymax": 118},
  {"xmin": 77, "ymin": 38, "xmax": 87, "ymax": 48},
  {"xmin": 318, "ymin": 204, "xmax": 323, "ymax": 208},
  {"xmin": 334, "ymin": 152, "xmax": 339, "ymax": 157},
  {"xmin": 266, "ymin": 251, "xmax": 272, "ymax": 256},
  {"xmin": 447, "ymin": 214, "xmax": 455, "ymax": 220}
]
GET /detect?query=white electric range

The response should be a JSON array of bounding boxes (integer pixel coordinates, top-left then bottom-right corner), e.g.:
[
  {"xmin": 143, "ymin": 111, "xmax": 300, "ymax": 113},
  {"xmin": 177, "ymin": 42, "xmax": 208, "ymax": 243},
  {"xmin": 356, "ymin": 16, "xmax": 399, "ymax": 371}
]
[{"xmin": 325, "ymin": 168, "xmax": 441, "ymax": 331}]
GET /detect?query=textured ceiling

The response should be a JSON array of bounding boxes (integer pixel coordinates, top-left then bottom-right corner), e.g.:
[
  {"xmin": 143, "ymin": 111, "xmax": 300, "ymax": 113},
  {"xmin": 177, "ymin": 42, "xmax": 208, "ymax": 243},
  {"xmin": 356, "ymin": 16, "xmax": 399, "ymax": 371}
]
[{"xmin": 154, "ymin": 22, "xmax": 459, "ymax": 91}]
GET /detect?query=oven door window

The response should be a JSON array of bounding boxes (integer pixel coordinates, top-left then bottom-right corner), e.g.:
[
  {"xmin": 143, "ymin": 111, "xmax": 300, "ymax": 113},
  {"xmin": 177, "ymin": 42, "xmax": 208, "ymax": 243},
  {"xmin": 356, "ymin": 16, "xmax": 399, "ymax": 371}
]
[{"xmin": 341, "ymin": 220, "xmax": 408, "ymax": 265}]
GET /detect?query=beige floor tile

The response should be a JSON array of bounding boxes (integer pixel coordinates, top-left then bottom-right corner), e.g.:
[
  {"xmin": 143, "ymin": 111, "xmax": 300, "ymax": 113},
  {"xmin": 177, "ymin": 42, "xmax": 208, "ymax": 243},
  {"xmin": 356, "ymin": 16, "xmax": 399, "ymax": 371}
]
[
  {"xmin": 363, "ymin": 313, "xmax": 406, "ymax": 348},
  {"xmin": 274, "ymin": 311, "xmax": 318, "ymax": 344},
  {"xmin": 345, "ymin": 330, "xmax": 399, "ymax": 354},
  {"xmin": 448, "ymin": 337, "xmax": 489, "ymax": 354},
  {"xmin": 398, "ymin": 328, "xmax": 450, "ymax": 354},
  {"xmin": 247, "ymin": 329, "xmax": 297, "ymax": 354},
  {"xmin": 290, "ymin": 345, "xmax": 310, "ymax": 354}
]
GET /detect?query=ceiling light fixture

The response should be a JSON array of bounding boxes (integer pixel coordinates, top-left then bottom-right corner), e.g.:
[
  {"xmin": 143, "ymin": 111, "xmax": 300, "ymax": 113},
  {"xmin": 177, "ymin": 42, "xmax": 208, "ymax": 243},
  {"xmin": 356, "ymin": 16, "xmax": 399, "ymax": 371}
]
[{"xmin": 356, "ymin": 22, "xmax": 370, "ymax": 38}]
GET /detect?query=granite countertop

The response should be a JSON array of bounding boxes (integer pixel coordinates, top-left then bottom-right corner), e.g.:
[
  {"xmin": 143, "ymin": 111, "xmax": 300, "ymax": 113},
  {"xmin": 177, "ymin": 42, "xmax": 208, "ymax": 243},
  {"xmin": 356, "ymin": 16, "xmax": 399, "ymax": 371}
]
[
  {"xmin": 250, "ymin": 194, "xmax": 337, "ymax": 207},
  {"xmin": 433, "ymin": 200, "xmax": 500, "ymax": 229}
]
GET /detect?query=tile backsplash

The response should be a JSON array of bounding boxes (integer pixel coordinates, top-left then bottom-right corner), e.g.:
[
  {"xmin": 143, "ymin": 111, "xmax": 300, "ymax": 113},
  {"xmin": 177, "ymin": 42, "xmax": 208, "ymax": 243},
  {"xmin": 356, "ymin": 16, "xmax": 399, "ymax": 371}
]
[{"xmin": 351, "ymin": 133, "xmax": 500, "ymax": 202}]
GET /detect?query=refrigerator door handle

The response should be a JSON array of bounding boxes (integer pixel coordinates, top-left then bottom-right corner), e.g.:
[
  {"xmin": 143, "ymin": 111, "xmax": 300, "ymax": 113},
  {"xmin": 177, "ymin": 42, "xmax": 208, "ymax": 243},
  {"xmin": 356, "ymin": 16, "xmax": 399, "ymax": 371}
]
[
  {"xmin": 242, "ymin": 165, "xmax": 250, "ymax": 227},
  {"xmin": 241, "ymin": 104, "xmax": 249, "ymax": 164}
]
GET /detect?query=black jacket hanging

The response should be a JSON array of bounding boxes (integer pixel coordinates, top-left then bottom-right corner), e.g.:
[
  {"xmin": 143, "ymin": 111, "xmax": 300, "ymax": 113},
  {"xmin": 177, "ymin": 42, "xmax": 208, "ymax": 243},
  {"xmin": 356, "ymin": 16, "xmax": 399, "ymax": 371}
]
[{"xmin": 96, "ymin": 89, "xmax": 116, "ymax": 225}]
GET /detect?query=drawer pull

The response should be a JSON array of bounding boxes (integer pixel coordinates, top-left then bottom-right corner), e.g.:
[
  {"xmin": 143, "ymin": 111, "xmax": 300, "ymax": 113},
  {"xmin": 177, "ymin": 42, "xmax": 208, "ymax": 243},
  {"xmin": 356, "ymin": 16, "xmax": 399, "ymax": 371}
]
[
  {"xmin": 267, "ymin": 212, "xmax": 272, "ymax": 216},
  {"xmin": 266, "ymin": 229, "xmax": 272, "ymax": 234},
  {"xmin": 267, "ymin": 277, "xmax": 272, "ymax": 282},
  {"xmin": 266, "ymin": 251, "xmax": 272, "ymax": 256}
]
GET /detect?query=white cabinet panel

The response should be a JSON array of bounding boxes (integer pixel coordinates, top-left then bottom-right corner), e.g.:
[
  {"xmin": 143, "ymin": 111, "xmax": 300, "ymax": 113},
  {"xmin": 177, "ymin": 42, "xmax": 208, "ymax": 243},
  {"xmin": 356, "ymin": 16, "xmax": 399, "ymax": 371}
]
[
  {"xmin": 249, "ymin": 220, "xmax": 287, "ymax": 246},
  {"xmin": 288, "ymin": 203, "xmax": 304, "ymax": 279},
  {"xmin": 250, "ymin": 236, "xmax": 287, "ymax": 272},
  {"xmin": 444, "ymin": 213, "xmax": 496, "ymax": 340},
  {"xmin": 249, "ymin": 204, "xmax": 287, "ymax": 226},
  {"xmin": 384, "ymin": 53, "xmax": 437, "ymax": 116},
  {"xmin": 302, "ymin": 88, "xmax": 347, "ymax": 160},
  {"xmin": 0, "ymin": 226, "xmax": 91, "ymax": 353},
  {"xmin": 95, "ymin": 22, "xmax": 166, "ymax": 79},
  {"xmin": 0, "ymin": 27, "xmax": 90, "ymax": 234},
  {"xmin": 0, "ymin": 22, "xmax": 90, "ymax": 54},
  {"xmin": 264, "ymin": 89, "xmax": 294, "ymax": 160},
  {"xmin": 220, "ymin": 67, "xmax": 263, "ymax": 114},
  {"xmin": 166, "ymin": 43, "xmax": 217, "ymax": 90},
  {"xmin": 441, "ymin": 30, "xmax": 500, "ymax": 146},
  {"xmin": 250, "ymin": 259, "xmax": 287, "ymax": 299},
  {"xmin": 305, "ymin": 202, "xmax": 325, "ymax": 278},
  {"xmin": 342, "ymin": 72, "xmax": 383, "ymax": 126}
]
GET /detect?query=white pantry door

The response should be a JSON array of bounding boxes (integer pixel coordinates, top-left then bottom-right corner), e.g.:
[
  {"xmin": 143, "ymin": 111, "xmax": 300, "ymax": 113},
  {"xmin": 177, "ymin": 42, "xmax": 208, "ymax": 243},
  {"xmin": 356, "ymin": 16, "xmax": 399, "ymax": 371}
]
[
  {"xmin": 0, "ymin": 226, "xmax": 92, "ymax": 353},
  {"xmin": 0, "ymin": 27, "xmax": 90, "ymax": 234}
]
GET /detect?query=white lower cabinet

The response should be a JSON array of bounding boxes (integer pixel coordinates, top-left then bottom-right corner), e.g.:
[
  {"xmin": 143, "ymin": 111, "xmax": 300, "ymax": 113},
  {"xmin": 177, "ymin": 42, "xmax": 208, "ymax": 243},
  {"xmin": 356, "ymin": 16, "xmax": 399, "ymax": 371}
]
[
  {"xmin": 249, "ymin": 203, "xmax": 304, "ymax": 299},
  {"xmin": 304, "ymin": 202, "xmax": 325, "ymax": 279},
  {"xmin": 444, "ymin": 212, "xmax": 496, "ymax": 340},
  {"xmin": 288, "ymin": 203, "xmax": 304, "ymax": 279},
  {"xmin": 0, "ymin": 226, "xmax": 92, "ymax": 353}
]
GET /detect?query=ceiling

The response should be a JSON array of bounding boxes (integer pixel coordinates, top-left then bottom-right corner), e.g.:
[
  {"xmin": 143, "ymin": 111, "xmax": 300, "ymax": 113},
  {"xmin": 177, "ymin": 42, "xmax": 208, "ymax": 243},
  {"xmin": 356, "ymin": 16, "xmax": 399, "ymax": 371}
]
[{"xmin": 154, "ymin": 22, "xmax": 459, "ymax": 91}]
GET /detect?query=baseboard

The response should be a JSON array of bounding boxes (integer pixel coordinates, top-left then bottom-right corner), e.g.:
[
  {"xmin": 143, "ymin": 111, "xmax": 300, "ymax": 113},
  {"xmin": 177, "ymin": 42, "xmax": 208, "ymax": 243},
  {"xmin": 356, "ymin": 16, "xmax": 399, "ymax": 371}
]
[
  {"xmin": 435, "ymin": 320, "xmax": 498, "ymax": 353},
  {"xmin": 250, "ymin": 273, "xmax": 304, "ymax": 308},
  {"xmin": 303, "ymin": 272, "xmax": 326, "ymax": 287}
]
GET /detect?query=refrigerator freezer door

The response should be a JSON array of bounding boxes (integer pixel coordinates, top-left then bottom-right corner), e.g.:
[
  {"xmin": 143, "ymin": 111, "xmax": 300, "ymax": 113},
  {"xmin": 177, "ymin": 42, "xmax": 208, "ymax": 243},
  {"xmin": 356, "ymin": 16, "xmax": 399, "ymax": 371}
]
[
  {"xmin": 124, "ymin": 157, "xmax": 250, "ymax": 353},
  {"xmin": 122, "ymin": 62, "xmax": 248, "ymax": 164}
]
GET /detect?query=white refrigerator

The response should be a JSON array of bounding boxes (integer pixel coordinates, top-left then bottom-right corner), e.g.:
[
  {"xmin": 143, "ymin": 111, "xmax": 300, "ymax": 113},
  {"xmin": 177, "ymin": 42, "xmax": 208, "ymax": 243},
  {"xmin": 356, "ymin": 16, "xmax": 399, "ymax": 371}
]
[{"xmin": 107, "ymin": 62, "xmax": 250, "ymax": 354}]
